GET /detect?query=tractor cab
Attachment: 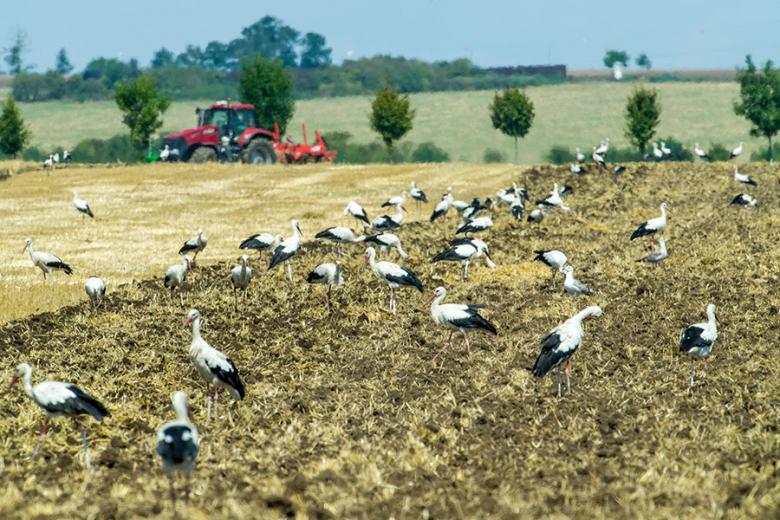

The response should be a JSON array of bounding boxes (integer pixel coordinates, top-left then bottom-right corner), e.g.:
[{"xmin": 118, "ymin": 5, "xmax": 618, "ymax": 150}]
[{"xmin": 197, "ymin": 102, "xmax": 257, "ymax": 141}]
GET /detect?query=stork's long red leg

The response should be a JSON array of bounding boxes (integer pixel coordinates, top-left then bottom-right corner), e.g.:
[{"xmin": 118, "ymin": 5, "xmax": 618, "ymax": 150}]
[
  {"xmin": 563, "ymin": 361, "xmax": 571, "ymax": 393},
  {"xmin": 31, "ymin": 419, "xmax": 49, "ymax": 459},
  {"xmin": 463, "ymin": 331, "xmax": 471, "ymax": 354}
]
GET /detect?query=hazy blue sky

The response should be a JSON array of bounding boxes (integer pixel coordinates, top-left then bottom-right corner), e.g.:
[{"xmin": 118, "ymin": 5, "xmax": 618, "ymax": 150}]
[{"xmin": 3, "ymin": 0, "xmax": 778, "ymax": 72}]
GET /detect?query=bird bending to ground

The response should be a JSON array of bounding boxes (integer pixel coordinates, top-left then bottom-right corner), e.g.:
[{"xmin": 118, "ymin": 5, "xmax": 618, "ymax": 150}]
[
  {"xmin": 179, "ymin": 229, "xmax": 208, "ymax": 265},
  {"xmin": 307, "ymin": 261, "xmax": 344, "ymax": 312},
  {"xmin": 23, "ymin": 238, "xmax": 73, "ymax": 279},
  {"xmin": 730, "ymin": 142, "xmax": 743, "ymax": 159},
  {"xmin": 381, "ymin": 191, "xmax": 406, "ymax": 208},
  {"xmin": 432, "ymin": 238, "xmax": 495, "ymax": 281},
  {"xmin": 230, "ymin": 255, "xmax": 253, "ymax": 309},
  {"xmin": 613, "ymin": 165, "xmax": 626, "ymax": 175},
  {"xmin": 185, "ymin": 309, "xmax": 245, "ymax": 420},
  {"xmin": 531, "ymin": 306, "xmax": 603, "ymax": 396},
  {"xmin": 680, "ymin": 304, "xmax": 718, "ymax": 387},
  {"xmin": 562, "ymin": 265, "xmax": 593, "ymax": 296},
  {"xmin": 157, "ymin": 391, "xmax": 199, "ymax": 508},
  {"xmin": 427, "ymin": 286, "xmax": 497, "ymax": 360},
  {"xmin": 269, "ymin": 220, "xmax": 303, "ymax": 281},
  {"xmin": 10, "ymin": 363, "xmax": 109, "ymax": 467},
  {"xmin": 72, "ymin": 192, "xmax": 94, "ymax": 219},
  {"xmin": 528, "ymin": 206, "xmax": 547, "ymax": 223},
  {"xmin": 511, "ymin": 197, "xmax": 524, "ymax": 220},
  {"xmin": 239, "ymin": 233, "xmax": 283, "ymax": 258},
  {"xmin": 731, "ymin": 193, "xmax": 757, "ymax": 207},
  {"xmin": 165, "ymin": 255, "xmax": 192, "ymax": 306},
  {"xmin": 370, "ymin": 206, "xmax": 405, "ymax": 231},
  {"xmin": 362, "ymin": 233, "xmax": 409, "ymax": 259},
  {"xmin": 630, "ymin": 202, "xmax": 669, "ymax": 241},
  {"xmin": 85, "ymin": 276, "xmax": 106, "ymax": 308},
  {"xmin": 364, "ymin": 247, "xmax": 423, "ymax": 313},
  {"xmin": 456, "ymin": 216, "xmax": 493, "ymax": 235},
  {"xmin": 637, "ymin": 237, "xmax": 669, "ymax": 265},
  {"xmin": 570, "ymin": 163, "xmax": 587, "ymax": 175},
  {"xmin": 344, "ymin": 201, "xmax": 370, "ymax": 227},
  {"xmin": 315, "ymin": 227, "xmax": 366, "ymax": 255},
  {"xmin": 533, "ymin": 249, "xmax": 567, "ymax": 286},
  {"xmin": 733, "ymin": 165, "xmax": 756, "ymax": 186}
]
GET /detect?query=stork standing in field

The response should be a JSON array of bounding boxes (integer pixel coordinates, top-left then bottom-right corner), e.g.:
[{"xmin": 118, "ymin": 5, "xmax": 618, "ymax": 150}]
[
  {"xmin": 533, "ymin": 249, "xmax": 567, "ymax": 286},
  {"xmin": 269, "ymin": 220, "xmax": 303, "ymax": 281},
  {"xmin": 595, "ymin": 138, "xmax": 609, "ymax": 157},
  {"xmin": 362, "ymin": 233, "xmax": 409, "ymax": 259},
  {"xmin": 660, "ymin": 141, "xmax": 672, "ymax": 157},
  {"xmin": 344, "ymin": 201, "xmax": 370, "ymax": 227},
  {"xmin": 179, "ymin": 229, "xmax": 208, "ymax": 265},
  {"xmin": 157, "ymin": 391, "xmax": 199, "ymax": 508},
  {"xmin": 43, "ymin": 155, "xmax": 54, "ymax": 169},
  {"xmin": 432, "ymin": 238, "xmax": 495, "ymax": 281},
  {"xmin": 72, "ymin": 192, "xmax": 94, "ymax": 219},
  {"xmin": 185, "ymin": 309, "xmax": 245, "ymax": 420},
  {"xmin": 730, "ymin": 142, "xmax": 743, "ymax": 160},
  {"xmin": 462, "ymin": 198, "xmax": 488, "ymax": 221},
  {"xmin": 307, "ymin": 261, "xmax": 344, "ymax": 312},
  {"xmin": 164, "ymin": 255, "xmax": 192, "ymax": 306},
  {"xmin": 637, "ymin": 237, "xmax": 669, "ymax": 265},
  {"xmin": 536, "ymin": 183, "xmax": 571, "ymax": 212},
  {"xmin": 410, "ymin": 181, "xmax": 428, "ymax": 209},
  {"xmin": 230, "ymin": 255, "xmax": 253, "ymax": 310},
  {"xmin": 315, "ymin": 227, "xmax": 366, "ymax": 255},
  {"xmin": 239, "ymin": 233, "xmax": 283, "ymax": 260},
  {"xmin": 427, "ymin": 286, "xmax": 497, "ymax": 360},
  {"xmin": 630, "ymin": 202, "xmax": 669, "ymax": 241},
  {"xmin": 63, "ymin": 150, "xmax": 72, "ymax": 163},
  {"xmin": 85, "ymin": 276, "xmax": 106, "ymax": 308},
  {"xmin": 592, "ymin": 148, "xmax": 606, "ymax": 169},
  {"xmin": 364, "ymin": 247, "xmax": 423, "ymax": 313},
  {"xmin": 562, "ymin": 265, "xmax": 593, "ymax": 296},
  {"xmin": 430, "ymin": 194, "xmax": 452, "ymax": 223},
  {"xmin": 733, "ymin": 165, "xmax": 757, "ymax": 186},
  {"xmin": 680, "ymin": 304, "xmax": 718, "ymax": 387},
  {"xmin": 10, "ymin": 363, "xmax": 109, "ymax": 467},
  {"xmin": 531, "ymin": 306, "xmax": 603, "ymax": 396},
  {"xmin": 651, "ymin": 142, "xmax": 664, "ymax": 161},
  {"xmin": 694, "ymin": 143, "xmax": 709, "ymax": 161},
  {"xmin": 575, "ymin": 147, "xmax": 586, "ymax": 163},
  {"xmin": 23, "ymin": 238, "xmax": 73, "ymax": 279}
]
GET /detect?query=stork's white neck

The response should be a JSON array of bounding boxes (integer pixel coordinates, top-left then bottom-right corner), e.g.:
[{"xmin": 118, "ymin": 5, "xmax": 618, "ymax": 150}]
[
  {"xmin": 706, "ymin": 307, "xmax": 717, "ymax": 325},
  {"xmin": 173, "ymin": 396, "xmax": 189, "ymax": 422},
  {"xmin": 190, "ymin": 317, "xmax": 202, "ymax": 340},
  {"xmin": 21, "ymin": 367, "xmax": 34, "ymax": 398}
]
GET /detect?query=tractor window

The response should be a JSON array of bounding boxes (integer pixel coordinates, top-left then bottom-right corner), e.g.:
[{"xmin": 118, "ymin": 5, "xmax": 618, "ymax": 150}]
[
  {"xmin": 231, "ymin": 110, "xmax": 256, "ymax": 133},
  {"xmin": 203, "ymin": 109, "xmax": 229, "ymax": 135}
]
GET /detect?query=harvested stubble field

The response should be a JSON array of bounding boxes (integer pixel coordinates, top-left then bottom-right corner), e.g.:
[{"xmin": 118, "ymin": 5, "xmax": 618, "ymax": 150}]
[{"xmin": 1, "ymin": 161, "xmax": 780, "ymax": 518}]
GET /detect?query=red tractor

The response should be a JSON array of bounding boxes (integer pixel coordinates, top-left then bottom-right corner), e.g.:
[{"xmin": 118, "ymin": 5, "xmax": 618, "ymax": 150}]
[{"xmin": 161, "ymin": 101, "xmax": 336, "ymax": 164}]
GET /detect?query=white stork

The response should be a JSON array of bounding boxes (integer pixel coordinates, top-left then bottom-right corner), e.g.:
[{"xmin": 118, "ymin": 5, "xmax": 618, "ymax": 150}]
[
  {"xmin": 570, "ymin": 163, "xmax": 587, "ymax": 175},
  {"xmin": 694, "ymin": 143, "xmax": 709, "ymax": 161},
  {"xmin": 432, "ymin": 238, "xmax": 495, "ymax": 280},
  {"xmin": 410, "ymin": 181, "xmax": 428, "ymax": 205},
  {"xmin": 592, "ymin": 148, "xmax": 606, "ymax": 168},
  {"xmin": 62, "ymin": 150, "xmax": 72, "ymax": 162},
  {"xmin": 178, "ymin": 229, "xmax": 208, "ymax": 265},
  {"xmin": 159, "ymin": 145, "xmax": 171, "ymax": 161},
  {"xmin": 527, "ymin": 206, "xmax": 547, "ymax": 223},
  {"xmin": 315, "ymin": 227, "xmax": 365, "ymax": 255},
  {"xmin": 85, "ymin": 276, "xmax": 106, "ymax": 308},
  {"xmin": 651, "ymin": 142, "xmax": 664, "ymax": 161},
  {"xmin": 230, "ymin": 255, "xmax": 253, "ymax": 309},
  {"xmin": 72, "ymin": 192, "xmax": 94, "ymax": 219},
  {"xmin": 10, "ymin": 363, "xmax": 109, "ymax": 467},
  {"xmin": 306, "ymin": 261, "xmax": 344, "ymax": 312},
  {"xmin": 630, "ymin": 202, "xmax": 669, "ymax": 241},
  {"xmin": 637, "ymin": 237, "xmax": 669, "ymax": 265},
  {"xmin": 381, "ymin": 191, "xmax": 407, "ymax": 208},
  {"xmin": 613, "ymin": 165, "xmax": 626, "ymax": 175},
  {"xmin": 536, "ymin": 183, "xmax": 571, "ymax": 212},
  {"xmin": 364, "ymin": 247, "xmax": 423, "ymax": 313},
  {"xmin": 595, "ymin": 138, "xmax": 609, "ymax": 156},
  {"xmin": 660, "ymin": 141, "xmax": 672, "ymax": 156},
  {"xmin": 733, "ymin": 165, "xmax": 757, "ymax": 186},
  {"xmin": 531, "ymin": 306, "xmax": 603, "ymax": 396},
  {"xmin": 427, "ymin": 286, "xmax": 497, "ymax": 360},
  {"xmin": 456, "ymin": 216, "xmax": 493, "ymax": 235},
  {"xmin": 362, "ymin": 233, "xmax": 409, "ymax": 259},
  {"xmin": 370, "ymin": 206, "xmax": 405, "ymax": 231},
  {"xmin": 575, "ymin": 147, "xmax": 585, "ymax": 163},
  {"xmin": 185, "ymin": 309, "xmax": 245, "ymax": 420},
  {"xmin": 562, "ymin": 265, "xmax": 593, "ymax": 296},
  {"xmin": 344, "ymin": 201, "xmax": 370, "ymax": 227},
  {"xmin": 23, "ymin": 238, "xmax": 73, "ymax": 279},
  {"xmin": 269, "ymin": 220, "xmax": 303, "ymax": 281},
  {"xmin": 239, "ymin": 233, "xmax": 283, "ymax": 258},
  {"xmin": 164, "ymin": 255, "xmax": 192, "ymax": 306},
  {"xmin": 43, "ymin": 155, "xmax": 54, "ymax": 169},
  {"xmin": 731, "ymin": 193, "xmax": 757, "ymax": 207},
  {"xmin": 730, "ymin": 142, "xmax": 743, "ymax": 159},
  {"xmin": 430, "ymin": 194, "xmax": 452, "ymax": 222},
  {"xmin": 511, "ymin": 197, "xmax": 524, "ymax": 220},
  {"xmin": 462, "ymin": 198, "xmax": 488, "ymax": 221},
  {"xmin": 679, "ymin": 304, "xmax": 718, "ymax": 387},
  {"xmin": 157, "ymin": 391, "xmax": 199, "ymax": 508},
  {"xmin": 533, "ymin": 249, "xmax": 567, "ymax": 286}
]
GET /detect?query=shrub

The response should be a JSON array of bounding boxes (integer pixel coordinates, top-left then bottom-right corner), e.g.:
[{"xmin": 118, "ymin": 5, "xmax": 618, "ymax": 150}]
[
  {"xmin": 546, "ymin": 145, "xmax": 574, "ymax": 164},
  {"xmin": 482, "ymin": 148, "xmax": 506, "ymax": 163},
  {"xmin": 71, "ymin": 134, "xmax": 143, "ymax": 163},
  {"xmin": 603, "ymin": 146, "xmax": 643, "ymax": 163},
  {"xmin": 411, "ymin": 142, "xmax": 449, "ymax": 162},
  {"xmin": 750, "ymin": 143, "xmax": 780, "ymax": 162},
  {"xmin": 707, "ymin": 143, "xmax": 731, "ymax": 161},
  {"xmin": 656, "ymin": 136, "xmax": 693, "ymax": 161}
]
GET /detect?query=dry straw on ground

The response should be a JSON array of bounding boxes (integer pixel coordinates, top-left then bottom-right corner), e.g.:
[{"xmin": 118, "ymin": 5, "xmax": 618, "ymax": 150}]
[{"xmin": 1, "ymin": 161, "xmax": 780, "ymax": 518}]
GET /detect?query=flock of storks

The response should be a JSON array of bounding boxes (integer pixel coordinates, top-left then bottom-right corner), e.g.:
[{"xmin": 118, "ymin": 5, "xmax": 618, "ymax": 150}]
[{"xmin": 12, "ymin": 140, "xmax": 756, "ymax": 507}]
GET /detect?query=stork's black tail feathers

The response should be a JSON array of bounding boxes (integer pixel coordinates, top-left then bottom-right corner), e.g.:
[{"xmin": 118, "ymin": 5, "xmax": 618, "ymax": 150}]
[{"xmin": 67, "ymin": 385, "xmax": 110, "ymax": 420}]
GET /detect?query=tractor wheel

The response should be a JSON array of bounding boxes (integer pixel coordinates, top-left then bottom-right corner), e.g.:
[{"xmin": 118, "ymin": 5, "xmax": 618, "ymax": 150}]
[
  {"xmin": 189, "ymin": 147, "xmax": 217, "ymax": 163},
  {"xmin": 242, "ymin": 139, "xmax": 277, "ymax": 165}
]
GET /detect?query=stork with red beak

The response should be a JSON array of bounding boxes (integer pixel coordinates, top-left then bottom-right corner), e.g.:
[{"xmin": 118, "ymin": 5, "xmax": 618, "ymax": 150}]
[
  {"xmin": 364, "ymin": 247, "xmax": 423, "ymax": 313},
  {"xmin": 269, "ymin": 219, "xmax": 304, "ymax": 281},
  {"xmin": 426, "ymin": 286, "xmax": 497, "ymax": 361}
]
